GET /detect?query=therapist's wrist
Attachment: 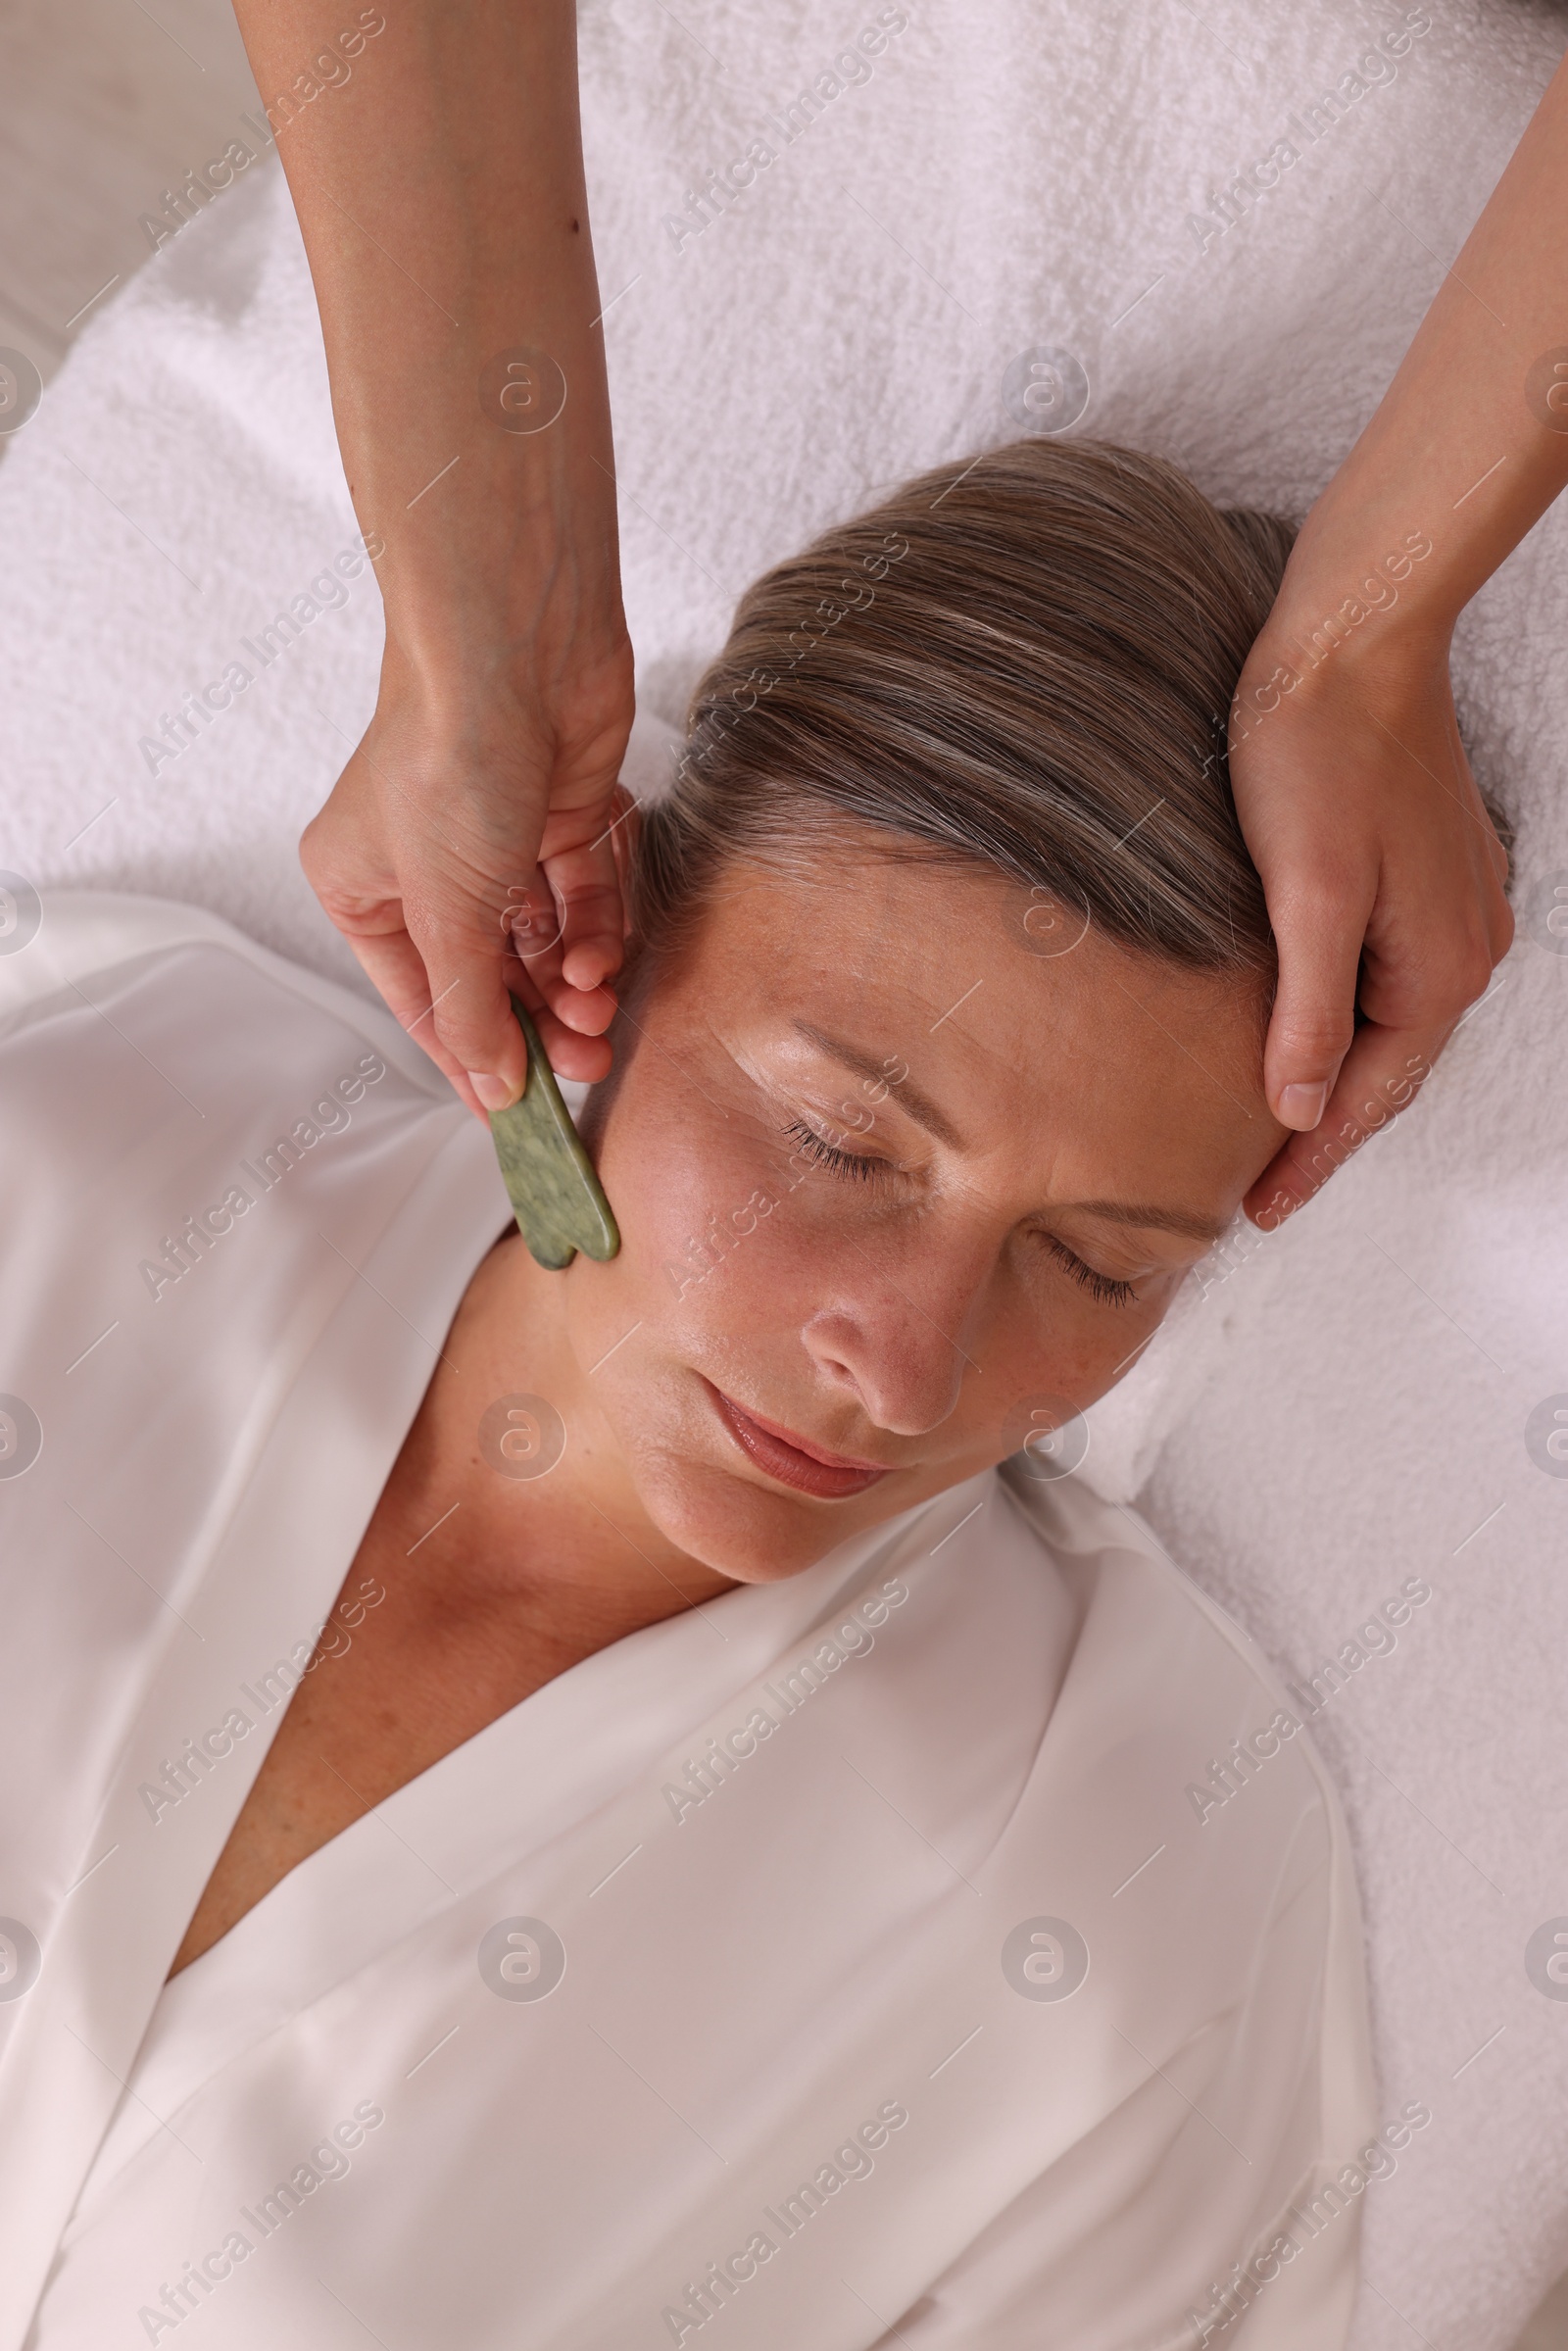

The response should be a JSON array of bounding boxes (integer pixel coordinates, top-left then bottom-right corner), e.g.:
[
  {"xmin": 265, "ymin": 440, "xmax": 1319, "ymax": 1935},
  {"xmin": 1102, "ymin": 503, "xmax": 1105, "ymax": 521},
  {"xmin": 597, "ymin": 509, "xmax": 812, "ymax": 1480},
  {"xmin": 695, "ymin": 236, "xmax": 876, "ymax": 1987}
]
[
  {"xmin": 1263, "ymin": 382, "xmax": 1568, "ymax": 664},
  {"xmin": 1266, "ymin": 497, "xmax": 1464, "ymax": 666},
  {"xmin": 1233, "ymin": 580, "xmax": 1451, "ymax": 755},
  {"xmin": 371, "ymin": 608, "xmax": 635, "ymax": 761},
  {"xmin": 368, "ymin": 437, "xmax": 626, "ymax": 695}
]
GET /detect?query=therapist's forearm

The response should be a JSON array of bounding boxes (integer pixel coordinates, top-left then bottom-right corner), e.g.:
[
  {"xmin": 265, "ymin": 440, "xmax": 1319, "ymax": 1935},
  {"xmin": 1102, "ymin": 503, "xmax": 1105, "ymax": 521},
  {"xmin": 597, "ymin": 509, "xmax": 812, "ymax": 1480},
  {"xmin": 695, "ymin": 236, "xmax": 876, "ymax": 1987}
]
[
  {"xmin": 227, "ymin": 0, "xmax": 623, "ymax": 707},
  {"xmin": 1256, "ymin": 46, "xmax": 1568, "ymax": 662}
]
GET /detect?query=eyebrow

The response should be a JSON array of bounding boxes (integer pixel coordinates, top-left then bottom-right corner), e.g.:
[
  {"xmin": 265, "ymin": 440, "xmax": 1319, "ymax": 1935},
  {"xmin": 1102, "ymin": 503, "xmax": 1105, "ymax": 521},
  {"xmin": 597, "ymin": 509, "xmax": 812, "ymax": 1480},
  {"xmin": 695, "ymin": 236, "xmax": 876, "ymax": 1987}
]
[
  {"xmin": 793, "ymin": 1021, "xmax": 965, "ymax": 1151},
  {"xmin": 792, "ymin": 1021, "xmax": 1229, "ymax": 1246},
  {"xmin": 1069, "ymin": 1199, "xmax": 1230, "ymax": 1246}
]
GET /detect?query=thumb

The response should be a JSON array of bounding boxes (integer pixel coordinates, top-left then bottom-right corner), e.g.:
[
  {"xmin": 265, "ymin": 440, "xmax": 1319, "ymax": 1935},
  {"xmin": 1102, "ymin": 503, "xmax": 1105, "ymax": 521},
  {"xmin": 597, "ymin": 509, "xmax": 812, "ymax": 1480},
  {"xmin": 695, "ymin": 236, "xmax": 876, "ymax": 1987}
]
[
  {"xmin": 1260, "ymin": 884, "xmax": 1369, "ymax": 1130},
  {"xmin": 408, "ymin": 894, "xmax": 530, "ymax": 1110}
]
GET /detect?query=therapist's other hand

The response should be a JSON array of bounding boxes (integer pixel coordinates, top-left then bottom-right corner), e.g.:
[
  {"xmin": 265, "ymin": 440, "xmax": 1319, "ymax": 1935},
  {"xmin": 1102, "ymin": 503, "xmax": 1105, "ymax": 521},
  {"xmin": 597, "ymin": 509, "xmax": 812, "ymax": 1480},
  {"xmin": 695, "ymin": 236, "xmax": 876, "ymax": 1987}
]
[
  {"xmin": 1218, "ymin": 37, "xmax": 1568, "ymax": 1229},
  {"xmin": 301, "ymin": 636, "xmax": 635, "ymax": 1124},
  {"xmin": 1230, "ymin": 621, "xmax": 1511, "ymax": 1230}
]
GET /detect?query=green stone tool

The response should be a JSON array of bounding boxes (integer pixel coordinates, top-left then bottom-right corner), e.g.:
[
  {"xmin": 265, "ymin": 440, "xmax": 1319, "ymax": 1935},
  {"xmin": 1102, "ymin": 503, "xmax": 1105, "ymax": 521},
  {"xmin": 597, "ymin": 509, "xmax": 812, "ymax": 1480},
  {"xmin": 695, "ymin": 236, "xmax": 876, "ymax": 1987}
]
[{"xmin": 487, "ymin": 994, "xmax": 620, "ymax": 1271}]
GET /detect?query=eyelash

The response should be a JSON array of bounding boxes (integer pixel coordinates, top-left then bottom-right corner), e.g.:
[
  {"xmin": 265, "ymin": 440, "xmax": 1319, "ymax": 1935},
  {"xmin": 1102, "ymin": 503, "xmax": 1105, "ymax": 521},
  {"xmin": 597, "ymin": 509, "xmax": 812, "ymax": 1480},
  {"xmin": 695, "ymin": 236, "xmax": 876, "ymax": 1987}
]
[
  {"xmin": 1043, "ymin": 1239, "xmax": 1140, "ymax": 1310},
  {"xmin": 785, "ymin": 1120, "xmax": 887, "ymax": 1183},
  {"xmin": 785, "ymin": 1121, "xmax": 1142, "ymax": 1308}
]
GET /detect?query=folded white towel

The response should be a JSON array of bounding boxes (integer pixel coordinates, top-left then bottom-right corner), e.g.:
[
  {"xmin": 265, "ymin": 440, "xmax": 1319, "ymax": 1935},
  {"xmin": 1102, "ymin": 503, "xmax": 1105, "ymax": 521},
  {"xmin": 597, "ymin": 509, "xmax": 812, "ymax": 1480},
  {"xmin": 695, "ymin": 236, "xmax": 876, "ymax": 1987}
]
[{"xmin": 1, "ymin": 3, "xmax": 1565, "ymax": 2343}]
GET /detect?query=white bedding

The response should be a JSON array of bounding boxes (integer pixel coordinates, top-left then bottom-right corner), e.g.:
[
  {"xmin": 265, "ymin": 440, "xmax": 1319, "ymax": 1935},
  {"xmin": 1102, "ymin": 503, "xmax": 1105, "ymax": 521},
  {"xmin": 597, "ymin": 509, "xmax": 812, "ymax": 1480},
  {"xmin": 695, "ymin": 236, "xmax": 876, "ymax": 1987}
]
[{"xmin": 1, "ymin": 2, "xmax": 1567, "ymax": 2343}]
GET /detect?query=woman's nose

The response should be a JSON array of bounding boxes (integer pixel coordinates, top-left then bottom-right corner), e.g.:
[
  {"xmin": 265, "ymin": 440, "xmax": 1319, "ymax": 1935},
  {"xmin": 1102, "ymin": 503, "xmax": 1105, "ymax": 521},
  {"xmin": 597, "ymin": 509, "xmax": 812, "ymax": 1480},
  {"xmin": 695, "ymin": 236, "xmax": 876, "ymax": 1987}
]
[{"xmin": 798, "ymin": 1252, "xmax": 984, "ymax": 1437}]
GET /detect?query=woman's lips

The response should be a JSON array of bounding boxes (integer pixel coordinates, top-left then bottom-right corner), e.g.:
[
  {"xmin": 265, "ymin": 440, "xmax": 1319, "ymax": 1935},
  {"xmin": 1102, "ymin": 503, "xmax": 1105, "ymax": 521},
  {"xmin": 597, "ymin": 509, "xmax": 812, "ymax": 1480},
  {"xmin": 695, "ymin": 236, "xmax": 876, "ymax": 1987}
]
[{"xmin": 707, "ymin": 1384, "xmax": 890, "ymax": 1499}]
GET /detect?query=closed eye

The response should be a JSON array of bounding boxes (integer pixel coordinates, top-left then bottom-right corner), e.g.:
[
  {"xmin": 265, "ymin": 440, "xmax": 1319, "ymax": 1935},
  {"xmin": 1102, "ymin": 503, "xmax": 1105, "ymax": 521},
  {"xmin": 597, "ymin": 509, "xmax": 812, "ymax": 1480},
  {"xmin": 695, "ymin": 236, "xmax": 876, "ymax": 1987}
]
[
  {"xmin": 788, "ymin": 1117, "xmax": 1145, "ymax": 1307},
  {"xmin": 1042, "ymin": 1236, "xmax": 1140, "ymax": 1308},
  {"xmin": 784, "ymin": 1119, "xmax": 890, "ymax": 1183}
]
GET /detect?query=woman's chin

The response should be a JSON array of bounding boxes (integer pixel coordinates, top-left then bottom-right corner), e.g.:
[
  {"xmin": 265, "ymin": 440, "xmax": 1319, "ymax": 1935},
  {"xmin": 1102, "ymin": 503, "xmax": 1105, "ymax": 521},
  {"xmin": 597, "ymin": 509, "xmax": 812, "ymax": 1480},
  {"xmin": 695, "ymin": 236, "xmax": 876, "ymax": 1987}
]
[{"xmin": 625, "ymin": 1441, "xmax": 906, "ymax": 1587}]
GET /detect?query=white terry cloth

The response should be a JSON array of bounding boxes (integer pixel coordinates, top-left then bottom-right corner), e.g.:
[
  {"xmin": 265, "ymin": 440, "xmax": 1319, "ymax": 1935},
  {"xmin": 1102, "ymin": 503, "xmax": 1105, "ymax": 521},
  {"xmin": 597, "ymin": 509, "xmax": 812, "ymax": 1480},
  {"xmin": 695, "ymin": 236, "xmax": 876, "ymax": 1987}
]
[
  {"xmin": 0, "ymin": 5, "xmax": 1564, "ymax": 2346},
  {"xmin": 0, "ymin": 897, "xmax": 1375, "ymax": 2351}
]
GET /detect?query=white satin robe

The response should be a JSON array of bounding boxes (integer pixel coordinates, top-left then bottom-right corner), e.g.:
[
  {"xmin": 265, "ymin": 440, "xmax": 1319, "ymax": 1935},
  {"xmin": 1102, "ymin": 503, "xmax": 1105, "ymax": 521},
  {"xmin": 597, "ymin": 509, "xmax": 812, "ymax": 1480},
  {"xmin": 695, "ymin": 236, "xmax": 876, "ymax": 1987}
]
[{"xmin": 0, "ymin": 897, "xmax": 1375, "ymax": 2351}]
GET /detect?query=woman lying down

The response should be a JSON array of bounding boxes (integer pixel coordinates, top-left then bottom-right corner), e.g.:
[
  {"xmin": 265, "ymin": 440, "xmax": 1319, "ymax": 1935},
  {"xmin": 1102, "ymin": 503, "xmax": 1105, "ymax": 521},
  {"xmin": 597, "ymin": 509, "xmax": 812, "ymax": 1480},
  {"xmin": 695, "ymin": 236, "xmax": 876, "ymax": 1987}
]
[{"xmin": 1, "ymin": 439, "xmax": 1380, "ymax": 2351}]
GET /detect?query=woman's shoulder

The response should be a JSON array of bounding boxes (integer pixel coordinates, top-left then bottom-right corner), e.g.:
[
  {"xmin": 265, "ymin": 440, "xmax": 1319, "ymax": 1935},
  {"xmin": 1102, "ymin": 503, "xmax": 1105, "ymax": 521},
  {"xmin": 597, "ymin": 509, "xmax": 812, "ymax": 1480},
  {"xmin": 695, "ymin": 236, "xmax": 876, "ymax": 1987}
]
[
  {"xmin": 0, "ymin": 885, "xmax": 496, "ymax": 1368},
  {"xmin": 999, "ymin": 1455, "xmax": 1355, "ymax": 1844},
  {"xmin": 0, "ymin": 889, "xmax": 436, "ymax": 1094}
]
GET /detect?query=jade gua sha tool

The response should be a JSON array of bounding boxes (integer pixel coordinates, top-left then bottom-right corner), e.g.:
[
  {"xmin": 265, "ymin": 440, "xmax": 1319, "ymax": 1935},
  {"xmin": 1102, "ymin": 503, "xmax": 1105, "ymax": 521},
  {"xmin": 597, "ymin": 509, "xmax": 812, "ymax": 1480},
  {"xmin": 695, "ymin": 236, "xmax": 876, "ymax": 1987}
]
[{"xmin": 487, "ymin": 995, "xmax": 620, "ymax": 1271}]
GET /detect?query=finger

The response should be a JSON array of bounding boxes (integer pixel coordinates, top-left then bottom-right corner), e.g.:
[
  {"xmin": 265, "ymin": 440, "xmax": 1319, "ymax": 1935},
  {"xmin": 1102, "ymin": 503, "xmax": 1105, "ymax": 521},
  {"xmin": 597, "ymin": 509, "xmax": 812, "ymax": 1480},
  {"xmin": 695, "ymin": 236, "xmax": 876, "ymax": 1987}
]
[
  {"xmin": 404, "ymin": 897, "xmax": 531, "ymax": 1112},
  {"xmin": 1243, "ymin": 1015, "xmax": 1450, "ymax": 1228},
  {"xmin": 527, "ymin": 998, "xmax": 615, "ymax": 1086},
  {"xmin": 337, "ymin": 924, "xmax": 494, "ymax": 1122},
  {"xmin": 1352, "ymin": 827, "xmax": 1511, "ymax": 1042},
  {"xmin": 503, "ymin": 874, "xmax": 625, "ymax": 1048},
  {"xmin": 504, "ymin": 954, "xmax": 616, "ymax": 1086},
  {"xmin": 1257, "ymin": 862, "xmax": 1374, "ymax": 1128},
  {"xmin": 516, "ymin": 788, "xmax": 639, "ymax": 1036},
  {"xmin": 301, "ymin": 770, "xmax": 521, "ymax": 1116},
  {"xmin": 540, "ymin": 808, "xmax": 631, "ymax": 999}
]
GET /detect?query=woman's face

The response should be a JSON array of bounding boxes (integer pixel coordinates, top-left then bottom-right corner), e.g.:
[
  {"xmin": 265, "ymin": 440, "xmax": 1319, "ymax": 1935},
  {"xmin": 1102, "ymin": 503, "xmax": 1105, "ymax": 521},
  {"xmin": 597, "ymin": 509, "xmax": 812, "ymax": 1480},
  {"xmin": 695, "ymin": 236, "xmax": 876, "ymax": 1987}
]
[{"xmin": 563, "ymin": 840, "xmax": 1284, "ymax": 1582}]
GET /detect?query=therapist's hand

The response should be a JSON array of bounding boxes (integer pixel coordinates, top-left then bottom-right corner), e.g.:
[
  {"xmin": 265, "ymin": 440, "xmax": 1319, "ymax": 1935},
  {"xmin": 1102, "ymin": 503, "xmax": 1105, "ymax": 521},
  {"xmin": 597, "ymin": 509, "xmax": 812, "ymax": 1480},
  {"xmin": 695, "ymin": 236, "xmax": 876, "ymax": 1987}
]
[
  {"xmin": 1226, "ymin": 40, "xmax": 1568, "ymax": 1227},
  {"xmin": 1230, "ymin": 612, "xmax": 1511, "ymax": 1229},
  {"xmin": 302, "ymin": 630, "xmax": 635, "ymax": 1119},
  {"xmin": 229, "ymin": 0, "xmax": 634, "ymax": 1120}
]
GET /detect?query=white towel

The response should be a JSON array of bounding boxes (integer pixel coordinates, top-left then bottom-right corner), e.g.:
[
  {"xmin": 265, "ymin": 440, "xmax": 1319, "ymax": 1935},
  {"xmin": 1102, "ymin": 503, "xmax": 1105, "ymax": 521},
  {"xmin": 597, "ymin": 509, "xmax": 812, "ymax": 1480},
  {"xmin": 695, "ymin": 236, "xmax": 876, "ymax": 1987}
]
[{"xmin": 2, "ymin": 3, "xmax": 1566, "ymax": 2344}]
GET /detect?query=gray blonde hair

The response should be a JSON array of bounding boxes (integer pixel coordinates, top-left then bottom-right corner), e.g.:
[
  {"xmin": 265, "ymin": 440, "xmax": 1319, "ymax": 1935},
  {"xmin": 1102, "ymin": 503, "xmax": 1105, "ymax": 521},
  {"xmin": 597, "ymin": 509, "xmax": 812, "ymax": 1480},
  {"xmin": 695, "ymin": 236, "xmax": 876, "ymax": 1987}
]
[{"xmin": 632, "ymin": 436, "xmax": 1294, "ymax": 978}]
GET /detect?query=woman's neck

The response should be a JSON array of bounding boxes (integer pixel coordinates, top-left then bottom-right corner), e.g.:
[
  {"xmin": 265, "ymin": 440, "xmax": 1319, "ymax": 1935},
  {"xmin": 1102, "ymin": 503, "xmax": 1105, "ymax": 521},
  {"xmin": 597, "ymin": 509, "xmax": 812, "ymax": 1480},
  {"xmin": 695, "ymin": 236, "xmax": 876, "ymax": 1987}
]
[{"xmin": 384, "ymin": 1230, "xmax": 735, "ymax": 1665}]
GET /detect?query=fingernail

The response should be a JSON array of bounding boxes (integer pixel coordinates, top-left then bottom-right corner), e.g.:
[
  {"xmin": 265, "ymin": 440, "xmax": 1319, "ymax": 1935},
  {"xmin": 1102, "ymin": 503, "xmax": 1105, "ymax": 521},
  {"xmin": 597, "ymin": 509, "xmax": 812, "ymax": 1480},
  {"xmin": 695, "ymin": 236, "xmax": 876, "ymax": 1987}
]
[
  {"xmin": 468, "ymin": 1071, "xmax": 520, "ymax": 1112},
  {"xmin": 1278, "ymin": 1081, "xmax": 1328, "ymax": 1131}
]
